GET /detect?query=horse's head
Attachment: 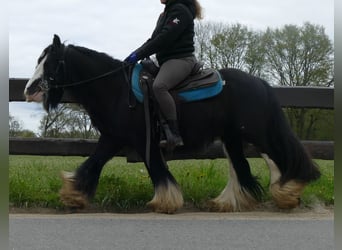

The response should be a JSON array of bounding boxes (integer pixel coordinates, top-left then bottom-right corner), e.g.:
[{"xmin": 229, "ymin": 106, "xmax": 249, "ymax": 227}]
[{"xmin": 24, "ymin": 34, "xmax": 66, "ymax": 111}]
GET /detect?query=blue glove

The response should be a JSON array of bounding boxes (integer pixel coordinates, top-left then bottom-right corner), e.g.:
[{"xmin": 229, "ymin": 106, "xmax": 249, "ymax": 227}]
[{"xmin": 124, "ymin": 52, "xmax": 138, "ymax": 64}]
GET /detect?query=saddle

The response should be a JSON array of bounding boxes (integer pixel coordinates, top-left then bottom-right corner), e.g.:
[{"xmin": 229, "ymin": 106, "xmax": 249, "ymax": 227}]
[
  {"xmin": 129, "ymin": 59, "xmax": 224, "ymax": 156},
  {"xmin": 131, "ymin": 59, "xmax": 224, "ymax": 103}
]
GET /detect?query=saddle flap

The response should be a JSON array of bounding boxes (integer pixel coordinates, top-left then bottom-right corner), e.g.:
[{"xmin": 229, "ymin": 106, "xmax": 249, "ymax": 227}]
[{"xmin": 175, "ymin": 69, "xmax": 219, "ymax": 92}]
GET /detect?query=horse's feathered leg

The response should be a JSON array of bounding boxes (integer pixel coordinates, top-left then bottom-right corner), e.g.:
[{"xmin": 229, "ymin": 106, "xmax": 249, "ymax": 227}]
[
  {"xmin": 257, "ymin": 84, "xmax": 321, "ymax": 209},
  {"xmin": 137, "ymin": 142, "xmax": 183, "ymax": 214},
  {"xmin": 59, "ymin": 135, "xmax": 120, "ymax": 209},
  {"xmin": 209, "ymin": 137, "xmax": 263, "ymax": 212},
  {"xmin": 261, "ymin": 153, "xmax": 305, "ymax": 209}
]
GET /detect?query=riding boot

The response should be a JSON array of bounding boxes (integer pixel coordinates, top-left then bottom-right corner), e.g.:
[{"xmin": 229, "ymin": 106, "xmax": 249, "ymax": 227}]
[{"xmin": 159, "ymin": 119, "xmax": 184, "ymax": 149}]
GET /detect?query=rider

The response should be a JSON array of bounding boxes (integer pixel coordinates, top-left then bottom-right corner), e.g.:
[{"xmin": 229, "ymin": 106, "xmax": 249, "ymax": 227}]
[{"xmin": 125, "ymin": 0, "xmax": 203, "ymax": 148}]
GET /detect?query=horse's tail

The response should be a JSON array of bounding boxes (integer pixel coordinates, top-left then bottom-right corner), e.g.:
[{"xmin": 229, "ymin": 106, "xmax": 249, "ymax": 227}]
[{"xmin": 264, "ymin": 81, "xmax": 321, "ymax": 184}]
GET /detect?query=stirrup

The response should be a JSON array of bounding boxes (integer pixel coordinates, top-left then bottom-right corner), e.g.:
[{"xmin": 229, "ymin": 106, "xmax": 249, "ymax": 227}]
[
  {"xmin": 159, "ymin": 123, "xmax": 184, "ymax": 150},
  {"xmin": 159, "ymin": 135, "xmax": 184, "ymax": 149}
]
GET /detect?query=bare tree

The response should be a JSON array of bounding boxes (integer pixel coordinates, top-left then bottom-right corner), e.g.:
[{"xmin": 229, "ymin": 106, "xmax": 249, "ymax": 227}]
[
  {"xmin": 66, "ymin": 105, "xmax": 99, "ymax": 139},
  {"xmin": 195, "ymin": 21, "xmax": 226, "ymax": 68},
  {"xmin": 39, "ymin": 104, "xmax": 99, "ymax": 138},
  {"xmin": 9, "ymin": 114, "xmax": 36, "ymax": 137},
  {"xmin": 39, "ymin": 105, "xmax": 71, "ymax": 137},
  {"xmin": 9, "ymin": 114, "xmax": 22, "ymax": 137}
]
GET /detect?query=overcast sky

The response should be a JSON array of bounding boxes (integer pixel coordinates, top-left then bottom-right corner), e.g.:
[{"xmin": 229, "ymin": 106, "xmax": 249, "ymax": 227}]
[{"xmin": 9, "ymin": 0, "xmax": 334, "ymax": 133}]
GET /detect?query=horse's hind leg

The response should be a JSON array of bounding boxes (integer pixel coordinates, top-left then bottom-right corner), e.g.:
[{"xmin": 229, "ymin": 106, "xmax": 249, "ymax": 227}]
[
  {"xmin": 258, "ymin": 128, "xmax": 319, "ymax": 209},
  {"xmin": 209, "ymin": 138, "xmax": 263, "ymax": 212},
  {"xmin": 261, "ymin": 153, "xmax": 305, "ymax": 209}
]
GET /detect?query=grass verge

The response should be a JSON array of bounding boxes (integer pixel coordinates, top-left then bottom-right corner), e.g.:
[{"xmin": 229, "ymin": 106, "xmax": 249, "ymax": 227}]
[{"xmin": 9, "ymin": 156, "xmax": 334, "ymax": 212}]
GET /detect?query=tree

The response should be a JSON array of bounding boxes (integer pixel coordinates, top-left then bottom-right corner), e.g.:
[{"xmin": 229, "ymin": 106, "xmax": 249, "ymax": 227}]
[
  {"xmin": 39, "ymin": 104, "xmax": 71, "ymax": 137},
  {"xmin": 195, "ymin": 21, "xmax": 225, "ymax": 68},
  {"xmin": 194, "ymin": 21, "xmax": 334, "ymax": 140},
  {"xmin": 64, "ymin": 105, "xmax": 99, "ymax": 139},
  {"xmin": 195, "ymin": 21, "xmax": 333, "ymax": 86},
  {"xmin": 262, "ymin": 23, "xmax": 334, "ymax": 139},
  {"xmin": 195, "ymin": 22, "xmax": 253, "ymax": 71},
  {"xmin": 244, "ymin": 31, "xmax": 267, "ymax": 77},
  {"xmin": 210, "ymin": 23, "xmax": 249, "ymax": 69},
  {"xmin": 9, "ymin": 114, "xmax": 36, "ymax": 137},
  {"xmin": 39, "ymin": 104, "xmax": 99, "ymax": 139},
  {"xmin": 9, "ymin": 114, "xmax": 22, "ymax": 137},
  {"xmin": 262, "ymin": 22, "xmax": 334, "ymax": 86},
  {"xmin": 195, "ymin": 22, "xmax": 268, "ymax": 78}
]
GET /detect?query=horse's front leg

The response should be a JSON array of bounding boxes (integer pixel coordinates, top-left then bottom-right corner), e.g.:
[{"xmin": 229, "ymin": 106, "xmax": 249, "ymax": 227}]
[
  {"xmin": 59, "ymin": 135, "xmax": 121, "ymax": 209},
  {"xmin": 136, "ymin": 142, "xmax": 184, "ymax": 214}
]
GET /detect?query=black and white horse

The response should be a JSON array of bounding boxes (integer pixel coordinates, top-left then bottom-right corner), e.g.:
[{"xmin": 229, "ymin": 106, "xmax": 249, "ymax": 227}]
[{"xmin": 24, "ymin": 35, "xmax": 320, "ymax": 213}]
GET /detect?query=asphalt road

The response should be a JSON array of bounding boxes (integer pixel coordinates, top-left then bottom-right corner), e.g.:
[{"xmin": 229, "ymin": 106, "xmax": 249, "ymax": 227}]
[{"xmin": 9, "ymin": 211, "xmax": 334, "ymax": 250}]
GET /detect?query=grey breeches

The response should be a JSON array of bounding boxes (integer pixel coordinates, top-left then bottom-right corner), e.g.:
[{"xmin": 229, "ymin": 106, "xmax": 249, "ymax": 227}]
[{"xmin": 153, "ymin": 56, "xmax": 197, "ymax": 120}]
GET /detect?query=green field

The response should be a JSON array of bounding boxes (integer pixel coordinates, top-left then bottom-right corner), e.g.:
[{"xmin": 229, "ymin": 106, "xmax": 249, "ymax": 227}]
[{"xmin": 9, "ymin": 155, "xmax": 334, "ymax": 212}]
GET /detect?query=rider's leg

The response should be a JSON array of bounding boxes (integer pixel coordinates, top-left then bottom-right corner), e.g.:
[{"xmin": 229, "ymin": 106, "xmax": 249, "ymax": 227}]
[{"xmin": 152, "ymin": 56, "xmax": 196, "ymax": 148}]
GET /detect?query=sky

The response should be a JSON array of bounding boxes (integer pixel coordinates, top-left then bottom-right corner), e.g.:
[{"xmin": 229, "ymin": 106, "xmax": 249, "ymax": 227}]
[{"xmin": 9, "ymin": 0, "xmax": 334, "ymax": 134}]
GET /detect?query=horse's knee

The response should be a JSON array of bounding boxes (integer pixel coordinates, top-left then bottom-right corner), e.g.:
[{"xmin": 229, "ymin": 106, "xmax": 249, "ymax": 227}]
[
  {"xmin": 147, "ymin": 179, "xmax": 184, "ymax": 214},
  {"xmin": 59, "ymin": 171, "xmax": 88, "ymax": 209}
]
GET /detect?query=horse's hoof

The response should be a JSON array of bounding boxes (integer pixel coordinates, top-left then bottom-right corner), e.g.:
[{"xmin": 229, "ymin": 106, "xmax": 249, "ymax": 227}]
[
  {"xmin": 146, "ymin": 200, "xmax": 178, "ymax": 214},
  {"xmin": 208, "ymin": 188, "xmax": 258, "ymax": 212},
  {"xmin": 147, "ymin": 180, "xmax": 184, "ymax": 214},
  {"xmin": 59, "ymin": 171, "xmax": 88, "ymax": 209},
  {"xmin": 270, "ymin": 180, "xmax": 305, "ymax": 209},
  {"xmin": 207, "ymin": 199, "xmax": 256, "ymax": 212},
  {"xmin": 207, "ymin": 199, "xmax": 236, "ymax": 212}
]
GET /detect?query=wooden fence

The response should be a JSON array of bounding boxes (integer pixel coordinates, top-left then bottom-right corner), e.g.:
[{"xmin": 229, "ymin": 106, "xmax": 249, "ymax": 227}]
[{"xmin": 9, "ymin": 78, "xmax": 334, "ymax": 160}]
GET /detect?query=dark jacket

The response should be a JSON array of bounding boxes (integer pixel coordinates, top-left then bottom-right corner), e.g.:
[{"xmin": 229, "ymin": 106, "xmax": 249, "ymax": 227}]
[{"xmin": 134, "ymin": 0, "xmax": 196, "ymax": 65}]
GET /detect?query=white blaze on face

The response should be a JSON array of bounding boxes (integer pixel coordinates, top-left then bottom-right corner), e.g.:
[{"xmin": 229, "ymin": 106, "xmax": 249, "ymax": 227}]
[{"xmin": 24, "ymin": 52, "xmax": 48, "ymax": 102}]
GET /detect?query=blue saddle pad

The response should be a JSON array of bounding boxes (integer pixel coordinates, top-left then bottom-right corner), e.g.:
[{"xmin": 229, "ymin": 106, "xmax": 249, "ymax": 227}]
[{"xmin": 131, "ymin": 64, "xmax": 223, "ymax": 103}]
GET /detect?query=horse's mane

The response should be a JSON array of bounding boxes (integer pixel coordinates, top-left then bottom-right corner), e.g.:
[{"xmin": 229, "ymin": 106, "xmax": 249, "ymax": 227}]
[{"xmin": 67, "ymin": 44, "xmax": 122, "ymax": 68}]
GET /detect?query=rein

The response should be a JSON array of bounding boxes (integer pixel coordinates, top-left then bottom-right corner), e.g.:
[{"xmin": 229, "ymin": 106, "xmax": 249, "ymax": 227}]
[
  {"xmin": 48, "ymin": 64, "xmax": 131, "ymax": 89},
  {"xmin": 48, "ymin": 60, "xmax": 131, "ymax": 89},
  {"xmin": 41, "ymin": 45, "xmax": 136, "ymax": 108},
  {"xmin": 44, "ymin": 46, "xmax": 132, "ymax": 90}
]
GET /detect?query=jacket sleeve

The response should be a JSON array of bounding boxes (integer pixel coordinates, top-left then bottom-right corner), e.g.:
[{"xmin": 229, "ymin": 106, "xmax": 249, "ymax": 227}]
[{"xmin": 134, "ymin": 4, "xmax": 193, "ymax": 60}]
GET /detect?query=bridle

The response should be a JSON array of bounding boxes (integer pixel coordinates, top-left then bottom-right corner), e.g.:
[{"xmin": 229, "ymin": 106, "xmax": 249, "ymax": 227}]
[
  {"xmin": 39, "ymin": 45, "xmax": 132, "ymax": 91},
  {"xmin": 38, "ymin": 45, "xmax": 135, "ymax": 108}
]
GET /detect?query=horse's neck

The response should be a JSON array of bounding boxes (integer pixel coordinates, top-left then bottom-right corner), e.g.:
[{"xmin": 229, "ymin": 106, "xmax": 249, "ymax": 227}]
[
  {"xmin": 65, "ymin": 47, "xmax": 126, "ymax": 113},
  {"xmin": 67, "ymin": 48, "xmax": 100, "ymax": 79}
]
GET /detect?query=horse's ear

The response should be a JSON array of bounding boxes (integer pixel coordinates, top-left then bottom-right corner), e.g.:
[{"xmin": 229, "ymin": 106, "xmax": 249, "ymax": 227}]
[{"xmin": 53, "ymin": 34, "xmax": 61, "ymax": 48}]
